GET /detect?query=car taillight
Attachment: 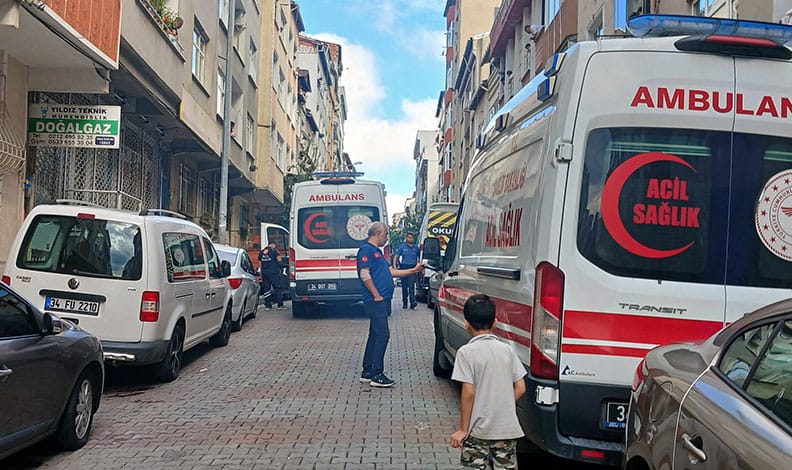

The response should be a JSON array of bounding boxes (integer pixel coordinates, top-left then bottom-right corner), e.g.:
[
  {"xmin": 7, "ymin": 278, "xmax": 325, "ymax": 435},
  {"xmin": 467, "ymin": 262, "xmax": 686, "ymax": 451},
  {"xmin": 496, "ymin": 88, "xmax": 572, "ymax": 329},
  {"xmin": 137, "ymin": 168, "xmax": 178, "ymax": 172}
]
[
  {"xmin": 288, "ymin": 247, "xmax": 295, "ymax": 281},
  {"xmin": 530, "ymin": 262, "xmax": 563, "ymax": 380},
  {"xmin": 140, "ymin": 291, "xmax": 159, "ymax": 322},
  {"xmin": 1, "ymin": 275, "xmax": 10, "ymax": 285},
  {"xmin": 632, "ymin": 358, "xmax": 646, "ymax": 392},
  {"xmin": 228, "ymin": 277, "xmax": 242, "ymax": 290}
]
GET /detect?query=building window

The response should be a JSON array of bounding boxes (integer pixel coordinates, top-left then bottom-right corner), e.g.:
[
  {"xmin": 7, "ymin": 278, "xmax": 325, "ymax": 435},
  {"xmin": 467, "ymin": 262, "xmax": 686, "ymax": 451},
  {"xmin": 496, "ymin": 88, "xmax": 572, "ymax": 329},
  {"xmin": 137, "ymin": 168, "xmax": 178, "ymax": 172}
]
[
  {"xmin": 693, "ymin": 0, "xmax": 720, "ymax": 16},
  {"xmin": 545, "ymin": 0, "xmax": 561, "ymax": 24},
  {"xmin": 199, "ymin": 176, "xmax": 217, "ymax": 219},
  {"xmin": 217, "ymin": 68, "xmax": 226, "ymax": 118},
  {"xmin": 179, "ymin": 163, "xmax": 197, "ymax": 216},
  {"xmin": 276, "ymin": 133, "xmax": 284, "ymax": 169},
  {"xmin": 246, "ymin": 113, "xmax": 255, "ymax": 154},
  {"xmin": 248, "ymin": 38, "xmax": 258, "ymax": 83},
  {"xmin": 192, "ymin": 20, "xmax": 208, "ymax": 84}
]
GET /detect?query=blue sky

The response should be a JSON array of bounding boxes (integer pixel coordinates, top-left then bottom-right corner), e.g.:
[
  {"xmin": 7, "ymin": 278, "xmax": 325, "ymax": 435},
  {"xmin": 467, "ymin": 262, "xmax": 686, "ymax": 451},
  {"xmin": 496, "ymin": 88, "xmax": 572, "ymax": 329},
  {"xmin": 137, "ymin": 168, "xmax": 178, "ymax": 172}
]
[{"xmin": 297, "ymin": 0, "xmax": 447, "ymax": 217}]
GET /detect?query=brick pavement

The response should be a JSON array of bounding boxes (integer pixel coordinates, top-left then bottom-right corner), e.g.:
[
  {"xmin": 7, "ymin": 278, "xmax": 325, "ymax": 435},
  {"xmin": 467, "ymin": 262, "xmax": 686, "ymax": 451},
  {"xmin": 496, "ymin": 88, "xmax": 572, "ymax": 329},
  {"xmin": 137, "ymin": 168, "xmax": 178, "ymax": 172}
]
[{"xmin": 4, "ymin": 300, "xmax": 463, "ymax": 470}]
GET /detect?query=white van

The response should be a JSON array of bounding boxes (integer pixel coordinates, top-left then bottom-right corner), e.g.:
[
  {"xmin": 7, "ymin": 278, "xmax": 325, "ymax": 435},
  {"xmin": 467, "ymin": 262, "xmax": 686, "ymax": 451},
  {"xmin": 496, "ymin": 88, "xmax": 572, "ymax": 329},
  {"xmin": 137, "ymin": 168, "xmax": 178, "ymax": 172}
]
[
  {"xmin": 416, "ymin": 202, "xmax": 458, "ymax": 306},
  {"xmin": 2, "ymin": 201, "xmax": 233, "ymax": 382},
  {"xmin": 424, "ymin": 15, "xmax": 792, "ymax": 467},
  {"xmin": 289, "ymin": 172, "xmax": 388, "ymax": 317}
]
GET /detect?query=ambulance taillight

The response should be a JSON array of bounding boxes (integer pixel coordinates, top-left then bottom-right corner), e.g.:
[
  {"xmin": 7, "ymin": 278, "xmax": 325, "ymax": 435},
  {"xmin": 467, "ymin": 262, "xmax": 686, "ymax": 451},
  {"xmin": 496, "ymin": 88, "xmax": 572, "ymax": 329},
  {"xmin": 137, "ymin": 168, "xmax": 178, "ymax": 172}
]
[{"xmin": 531, "ymin": 262, "xmax": 564, "ymax": 380}]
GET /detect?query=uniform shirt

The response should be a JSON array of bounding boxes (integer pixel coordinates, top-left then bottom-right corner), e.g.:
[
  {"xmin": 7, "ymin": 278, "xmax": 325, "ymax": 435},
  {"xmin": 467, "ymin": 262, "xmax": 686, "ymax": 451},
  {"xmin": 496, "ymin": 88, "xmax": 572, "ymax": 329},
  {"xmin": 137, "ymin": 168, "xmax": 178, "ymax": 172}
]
[
  {"xmin": 451, "ymin": 333, "xmax": 526, "ymax": 440},
  {"xmin": 258, "ymin": 246, "xmax": 280, "ymax": 273},
  {"xmin": 357, "ymin": 241, "xmax": 394, "ymax": 302},
  {"xmin": 395, "ymin": 242, "xmax": 420, "ymax": 269}
]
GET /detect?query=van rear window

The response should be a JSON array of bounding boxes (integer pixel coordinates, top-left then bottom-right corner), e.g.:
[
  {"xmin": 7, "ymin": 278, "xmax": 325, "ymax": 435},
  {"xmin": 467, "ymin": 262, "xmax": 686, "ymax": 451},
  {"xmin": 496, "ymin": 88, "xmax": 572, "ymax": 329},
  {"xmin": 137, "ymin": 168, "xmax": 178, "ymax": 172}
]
[
  {"xmin": 578, "ymin": 127, "xmax": 792, "ymax": 288},
  {"xmin": 17, "ymin": 215, "xmax": 142, "ymax": 280},
  {"xmin": 297, "ymin": 206, "xmax": 380, "ymax": 249}
]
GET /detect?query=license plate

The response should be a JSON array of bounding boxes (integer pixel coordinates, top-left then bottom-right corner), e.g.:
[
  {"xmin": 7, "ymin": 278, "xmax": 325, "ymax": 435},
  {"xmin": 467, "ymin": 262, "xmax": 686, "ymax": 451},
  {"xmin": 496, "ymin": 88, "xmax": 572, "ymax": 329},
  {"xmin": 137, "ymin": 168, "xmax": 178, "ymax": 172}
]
[
  {"xmin": 307, "ymin": 282, "xmax": 337, "ymax": 292},
  {"xmin": 45, "ymin": 296, "xmax": 100, "ymax": 315},
  {"xmin": 605, "ymin": 402, "xmax": 628, "ymax": 430}
]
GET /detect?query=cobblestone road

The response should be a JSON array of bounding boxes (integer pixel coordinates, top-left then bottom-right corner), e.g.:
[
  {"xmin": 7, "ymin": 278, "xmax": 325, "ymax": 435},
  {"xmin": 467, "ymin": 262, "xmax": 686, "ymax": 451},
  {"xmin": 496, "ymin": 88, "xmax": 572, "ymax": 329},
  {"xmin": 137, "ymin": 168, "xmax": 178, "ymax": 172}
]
[{"xmin": 3, "ymin": 300, "xmax": 617, "ymax": 470}]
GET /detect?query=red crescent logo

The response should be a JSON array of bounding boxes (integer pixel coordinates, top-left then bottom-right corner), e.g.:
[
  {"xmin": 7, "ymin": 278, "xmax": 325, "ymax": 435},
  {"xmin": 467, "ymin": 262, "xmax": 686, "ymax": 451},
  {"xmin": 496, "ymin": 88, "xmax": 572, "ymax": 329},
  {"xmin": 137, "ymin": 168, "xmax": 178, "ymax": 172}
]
[
  {"xmin": 303, "ymin": 213, "xmax": 330, "ymax": 244},
  {"xmin": 601, "ymin": 152, "xmax": 695, "ymax": 259}
]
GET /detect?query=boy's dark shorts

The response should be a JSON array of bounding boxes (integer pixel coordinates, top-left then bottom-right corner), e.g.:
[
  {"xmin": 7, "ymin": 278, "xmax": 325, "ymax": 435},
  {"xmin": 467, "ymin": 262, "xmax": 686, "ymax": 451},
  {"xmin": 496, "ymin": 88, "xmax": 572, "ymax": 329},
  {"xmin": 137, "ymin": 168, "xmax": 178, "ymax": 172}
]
[{"xmin": 460, "ymin": 436, "xmax": 517, "ymax": 469}]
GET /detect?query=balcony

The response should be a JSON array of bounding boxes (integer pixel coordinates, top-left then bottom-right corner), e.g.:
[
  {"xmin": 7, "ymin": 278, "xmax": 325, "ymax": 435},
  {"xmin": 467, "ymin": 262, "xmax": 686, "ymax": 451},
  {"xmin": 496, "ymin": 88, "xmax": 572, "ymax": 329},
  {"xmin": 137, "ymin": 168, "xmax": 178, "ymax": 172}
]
[{"xmin": 0, "ymin": 0, "xmax": 121, "ymax": 93}]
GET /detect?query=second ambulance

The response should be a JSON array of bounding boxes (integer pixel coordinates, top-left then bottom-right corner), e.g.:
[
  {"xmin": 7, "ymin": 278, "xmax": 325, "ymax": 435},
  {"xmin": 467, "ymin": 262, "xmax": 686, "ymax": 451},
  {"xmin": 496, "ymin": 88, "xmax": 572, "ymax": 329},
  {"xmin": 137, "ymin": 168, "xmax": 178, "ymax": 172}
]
[{"xmin": 426, "ymin": 15, "xmax": 792, "ymax": 466}]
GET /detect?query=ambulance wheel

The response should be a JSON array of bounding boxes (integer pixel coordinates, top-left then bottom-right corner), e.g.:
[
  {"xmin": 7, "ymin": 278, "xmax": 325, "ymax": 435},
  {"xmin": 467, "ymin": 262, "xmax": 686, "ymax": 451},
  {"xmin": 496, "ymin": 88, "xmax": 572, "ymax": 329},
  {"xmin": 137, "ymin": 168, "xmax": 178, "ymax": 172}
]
[{"xmin": 433, "ymin": 307, "xmax": 452, "ymax": 378}]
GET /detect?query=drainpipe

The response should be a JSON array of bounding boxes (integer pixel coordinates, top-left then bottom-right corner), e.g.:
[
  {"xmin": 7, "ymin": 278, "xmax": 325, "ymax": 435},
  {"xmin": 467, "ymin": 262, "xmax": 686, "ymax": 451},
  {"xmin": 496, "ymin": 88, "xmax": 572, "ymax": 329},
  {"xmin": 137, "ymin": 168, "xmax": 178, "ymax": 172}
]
[{"xmin": 218, "ymin": 0, "xmax": 234, "ymax": 243}]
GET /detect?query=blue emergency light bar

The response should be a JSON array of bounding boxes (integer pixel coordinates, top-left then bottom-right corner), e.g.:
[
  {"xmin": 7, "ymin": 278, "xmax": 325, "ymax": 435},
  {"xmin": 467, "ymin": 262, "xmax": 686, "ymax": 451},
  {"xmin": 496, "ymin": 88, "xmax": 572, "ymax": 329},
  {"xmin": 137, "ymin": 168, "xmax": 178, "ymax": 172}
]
[
  {"xmin": 312, "ymin": 171, "xmax": 365, "ymax": 179},
  {"xmin": 628, "ymin": 15, "xmax": 792, "ymax": 44}
]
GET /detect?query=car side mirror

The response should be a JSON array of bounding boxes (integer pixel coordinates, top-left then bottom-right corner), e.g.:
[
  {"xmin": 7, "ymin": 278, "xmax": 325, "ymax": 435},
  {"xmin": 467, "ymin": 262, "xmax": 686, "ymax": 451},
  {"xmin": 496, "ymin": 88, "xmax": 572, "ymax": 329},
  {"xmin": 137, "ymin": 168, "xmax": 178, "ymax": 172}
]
[
  {"xmin": 221, "ymin": 260, "xmax": 232, "ymax": 277},
  {"xmin": 42, "ymin": 312, "xmax": 63, "ymax": 335},
  {"xmin": 422, "ymin": 237, "xmax": 443, "ymax": 270}
]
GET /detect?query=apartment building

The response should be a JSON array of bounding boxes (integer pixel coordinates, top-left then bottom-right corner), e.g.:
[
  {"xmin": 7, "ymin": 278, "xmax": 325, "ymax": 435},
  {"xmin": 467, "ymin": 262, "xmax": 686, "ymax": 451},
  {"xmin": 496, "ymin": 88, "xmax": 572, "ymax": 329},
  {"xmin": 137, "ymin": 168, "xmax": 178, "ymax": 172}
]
[
  {"xmin": 437, "ymin": 0, "xmax": 501, "ymax": 204},
  {"xmin": 297, "ymin": 35, "xmax": 346, "ymax": 173},
  {"xmin": 413, "ymin": 130, "xmax": 440, "ymax": 210}
]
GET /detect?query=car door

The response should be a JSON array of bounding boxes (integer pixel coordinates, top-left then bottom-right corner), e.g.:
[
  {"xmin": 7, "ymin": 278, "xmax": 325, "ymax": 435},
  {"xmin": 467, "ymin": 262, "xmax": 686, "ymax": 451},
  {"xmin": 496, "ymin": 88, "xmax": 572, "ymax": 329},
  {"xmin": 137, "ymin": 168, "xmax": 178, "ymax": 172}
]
[
  {"xmin": 240, "ymin": 251, "xmax": 258, "ymax": 313},
  {"xmin": 674, "ymin": 319, "xmax": 792, "ymax": 469},
  {"xmin": 203, "ymin": 238, "xmax": 227, "ymax": 334},
  {"xmin": 0, "ymin": 286, "xmax": 64, "ymax": 448},
  {"xmin": 163, "ymin": 232, "xmax": 208, "ymax": 346}
]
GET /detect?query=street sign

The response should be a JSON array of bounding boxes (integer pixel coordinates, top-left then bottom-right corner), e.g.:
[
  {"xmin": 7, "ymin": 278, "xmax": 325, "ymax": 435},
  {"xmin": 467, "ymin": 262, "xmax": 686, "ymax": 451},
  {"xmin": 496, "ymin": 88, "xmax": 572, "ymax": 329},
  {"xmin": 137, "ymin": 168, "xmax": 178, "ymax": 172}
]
[{"xmin": 27, "ymin": 104, "xmax": 121, "ymax": 149}]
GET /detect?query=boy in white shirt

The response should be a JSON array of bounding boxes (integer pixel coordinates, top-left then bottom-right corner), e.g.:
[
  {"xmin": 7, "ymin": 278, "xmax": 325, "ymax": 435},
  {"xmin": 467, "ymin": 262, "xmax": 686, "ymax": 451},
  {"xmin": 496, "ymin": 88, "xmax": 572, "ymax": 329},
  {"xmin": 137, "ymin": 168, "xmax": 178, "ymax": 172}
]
[{"xmin": 449, "ymin": 294, "xmax": 527, "ymax": 469}]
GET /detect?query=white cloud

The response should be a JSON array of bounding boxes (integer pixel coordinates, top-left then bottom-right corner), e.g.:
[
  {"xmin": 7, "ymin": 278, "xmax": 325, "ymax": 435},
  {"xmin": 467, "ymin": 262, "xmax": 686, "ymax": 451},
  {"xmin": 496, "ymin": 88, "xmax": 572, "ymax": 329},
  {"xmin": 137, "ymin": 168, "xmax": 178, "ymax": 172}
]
[{"xmin": 402, "ymin": 28, "xmax": 446, "ymax": 64}]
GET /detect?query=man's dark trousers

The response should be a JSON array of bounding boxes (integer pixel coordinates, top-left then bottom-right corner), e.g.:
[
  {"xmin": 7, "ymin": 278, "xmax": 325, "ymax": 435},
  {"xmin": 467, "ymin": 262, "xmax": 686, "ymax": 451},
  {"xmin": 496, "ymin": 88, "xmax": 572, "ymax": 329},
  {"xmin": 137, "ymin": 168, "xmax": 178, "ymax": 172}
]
[
  {"xmin": 362, "ymin": 300, "xmax": 391, "ymax": 378},
  {"xmin": 261, "ymin": 270, "xmax": 283, "ymax": 308},
  {"xmin": 400, "ymin": 269, "xmax": 416, "ymax": 308}
]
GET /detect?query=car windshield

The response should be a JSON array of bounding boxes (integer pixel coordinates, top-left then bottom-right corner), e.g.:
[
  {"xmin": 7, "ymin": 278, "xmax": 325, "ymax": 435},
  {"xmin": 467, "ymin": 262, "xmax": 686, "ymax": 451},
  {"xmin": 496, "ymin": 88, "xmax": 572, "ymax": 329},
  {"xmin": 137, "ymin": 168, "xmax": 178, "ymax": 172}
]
[{"xmin": 16, "ymin": 215, "xmax": 142, "ymax": 280}]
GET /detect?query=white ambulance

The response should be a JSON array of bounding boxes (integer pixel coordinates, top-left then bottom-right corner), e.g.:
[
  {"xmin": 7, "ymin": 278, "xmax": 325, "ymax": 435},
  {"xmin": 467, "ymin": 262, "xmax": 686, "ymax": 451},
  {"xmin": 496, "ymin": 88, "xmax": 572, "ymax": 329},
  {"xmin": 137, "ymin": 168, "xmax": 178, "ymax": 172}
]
[
  {"xmin": 423, "ymin": 15, "xmax": 792, "ymax": 466},
  {"xmin": 288, "ymin": 172, "xmax": 389, "ymax": 317}
]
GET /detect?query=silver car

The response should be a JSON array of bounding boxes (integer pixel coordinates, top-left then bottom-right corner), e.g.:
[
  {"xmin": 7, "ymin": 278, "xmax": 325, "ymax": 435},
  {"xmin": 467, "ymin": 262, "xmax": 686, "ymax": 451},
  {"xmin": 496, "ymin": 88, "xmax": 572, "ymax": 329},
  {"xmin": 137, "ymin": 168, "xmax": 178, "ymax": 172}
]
[
  {"xmin": 625, "ymin": 298, "xmax": 792, "ymax": 470},
  {"xmin": 0, "ymin": 281, "xmax": 104, "ymax": 460},
  {"xmin": 215, "ymin": 244, "xmax": 260, "ymax": 331}
]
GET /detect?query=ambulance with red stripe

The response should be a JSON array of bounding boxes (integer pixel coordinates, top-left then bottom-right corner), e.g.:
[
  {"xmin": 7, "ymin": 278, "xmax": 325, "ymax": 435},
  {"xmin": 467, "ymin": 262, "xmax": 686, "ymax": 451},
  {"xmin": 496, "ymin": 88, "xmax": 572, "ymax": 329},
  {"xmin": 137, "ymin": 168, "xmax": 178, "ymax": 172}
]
[
  {"xmin": 288, "ymin": 172, "xmax": 389, "ymax": 317},
  {"xmin": 423, "ymin": 15, "xmax": 792, "ymax": 467}
]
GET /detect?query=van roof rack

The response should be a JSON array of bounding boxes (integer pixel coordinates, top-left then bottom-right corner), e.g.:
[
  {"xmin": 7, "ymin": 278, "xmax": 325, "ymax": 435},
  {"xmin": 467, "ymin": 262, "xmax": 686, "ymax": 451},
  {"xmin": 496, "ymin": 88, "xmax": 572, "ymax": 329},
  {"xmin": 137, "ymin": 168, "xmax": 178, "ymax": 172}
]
[
  {"xmin": 140, "ymin": 208, "xmax": 189, "ymax": 220},
  {"xmin": 312, "ymin": 171, "xmax": 364, "ymax": 185},
  {"xmin": 54, "ymin": 199, "xmax": 103, "ymax": 208}
]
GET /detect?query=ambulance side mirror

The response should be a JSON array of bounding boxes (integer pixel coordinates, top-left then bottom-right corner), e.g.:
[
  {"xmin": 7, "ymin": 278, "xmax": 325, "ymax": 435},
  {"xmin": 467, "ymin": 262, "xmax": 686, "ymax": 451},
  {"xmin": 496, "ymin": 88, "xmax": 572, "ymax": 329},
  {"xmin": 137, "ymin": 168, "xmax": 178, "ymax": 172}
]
[{"xmin": 422, "ymin": 237, "xmax": 442, "ymax": 270}]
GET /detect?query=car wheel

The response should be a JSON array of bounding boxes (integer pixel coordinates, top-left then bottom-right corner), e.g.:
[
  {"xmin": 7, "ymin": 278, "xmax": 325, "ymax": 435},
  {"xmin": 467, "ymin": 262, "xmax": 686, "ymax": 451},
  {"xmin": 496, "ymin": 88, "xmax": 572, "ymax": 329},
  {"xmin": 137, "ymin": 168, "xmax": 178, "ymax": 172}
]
[
  {"xmin": 433, "ymin": 307, "xmax": 452, "ymax": 378},
  {"xmin": 292, "ymin": 302, "xmax": 308, "ymax": 318},
  {"xmin": 231, "ymin": 301, "xmax": 244, "ymax": 332},
  {"xmin": 53, "ymin": 369, "xmax": 98, "ymax": 450},
  {"xmin": 210, "ymin": 304, "xmax": 232, "ymax": 347},
  {"xmin": 154, "ymin": 324, "xmax": 184, "ymax": 382}
]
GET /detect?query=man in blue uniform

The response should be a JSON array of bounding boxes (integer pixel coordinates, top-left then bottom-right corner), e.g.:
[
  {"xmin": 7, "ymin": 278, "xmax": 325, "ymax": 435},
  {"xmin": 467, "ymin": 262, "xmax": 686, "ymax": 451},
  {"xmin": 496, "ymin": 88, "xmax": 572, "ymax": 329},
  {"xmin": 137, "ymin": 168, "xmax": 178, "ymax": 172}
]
[
  {"xmin": 393, "ymin": 232, "xmax": 420, "ymax": 309},
  {"xmin": 258, "ymin": 241, "xmax": 284, "ymax": 310},
  {"xmin": 357, "ymin": 222, "xmax": 422, "ymax": 387}
]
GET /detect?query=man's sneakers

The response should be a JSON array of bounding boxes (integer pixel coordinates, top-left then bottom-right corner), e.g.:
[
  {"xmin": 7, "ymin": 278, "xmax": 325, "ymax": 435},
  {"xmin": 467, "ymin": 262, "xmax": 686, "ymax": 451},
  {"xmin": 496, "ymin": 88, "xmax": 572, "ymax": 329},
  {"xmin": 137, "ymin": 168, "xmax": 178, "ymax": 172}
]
[
  {"xmin": 264, "ymin": 306, "xmax": 272, "ymax": 311},
  {"xmin": 359, "ymin": 373, "xmax": 374, "ymax": 384},
  {"xmin": 276, "ymin": 305, "xmax": 286, "ymax": 310},
  {"xmin": 369, "ymin": 374, "xmax": 396, "ymax": 388},
  {"xmin": 402, "ymin": 303, "xmax": 408, "ymax": 309},
  {"xmin": 409, "ymin": 304, "xmax": 417, "ymax": 310}
]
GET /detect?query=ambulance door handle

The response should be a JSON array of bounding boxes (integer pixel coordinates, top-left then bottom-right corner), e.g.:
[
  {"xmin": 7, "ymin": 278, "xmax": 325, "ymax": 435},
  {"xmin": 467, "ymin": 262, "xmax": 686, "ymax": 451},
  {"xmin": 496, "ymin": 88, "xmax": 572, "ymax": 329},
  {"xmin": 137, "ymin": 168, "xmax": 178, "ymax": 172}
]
[
  {"xmin": 477, "ymin": 266, "xmax": 520, "ymax": 280},
  {"xmin": 447, "ymin": 271, "xmax": 458, "ymax": 277},
  {"xmin": 345, "ymin": 255, "xmax": 357, "ymax": 259}
]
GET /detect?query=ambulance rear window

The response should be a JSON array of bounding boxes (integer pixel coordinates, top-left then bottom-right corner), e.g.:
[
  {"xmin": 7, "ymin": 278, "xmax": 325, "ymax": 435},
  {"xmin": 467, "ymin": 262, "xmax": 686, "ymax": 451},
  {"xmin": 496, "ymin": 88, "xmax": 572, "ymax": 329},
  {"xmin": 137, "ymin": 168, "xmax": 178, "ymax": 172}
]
[
  {"xmin": 578, "ymin": 127, "xmax": 792, "ymax": 288},
  {"xmin": 298, "ymin": 206, "xmax": 381, "ymax": 249}
]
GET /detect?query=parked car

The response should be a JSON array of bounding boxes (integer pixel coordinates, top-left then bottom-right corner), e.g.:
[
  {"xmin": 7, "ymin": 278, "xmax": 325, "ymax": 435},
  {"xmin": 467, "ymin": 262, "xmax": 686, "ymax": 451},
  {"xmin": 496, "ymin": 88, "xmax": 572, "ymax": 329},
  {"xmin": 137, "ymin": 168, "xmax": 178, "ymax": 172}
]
[
  {"xmin": 2, "ymin": 202, "xmax": 233, "ymax": 382},
  {"xmin": 0, "ymin": 280, "xmax": 104, "ymax": 460},
  {"xmin": 625, "ymin": 298, "xmax": 792, "ymax": 470},
  {"xmin": 215, "ymin": 244, "xmax": 260, "ymax": 330},
  {"xmin": 426, "ymin": 270, "xmax": 443, "ymax": 309}
]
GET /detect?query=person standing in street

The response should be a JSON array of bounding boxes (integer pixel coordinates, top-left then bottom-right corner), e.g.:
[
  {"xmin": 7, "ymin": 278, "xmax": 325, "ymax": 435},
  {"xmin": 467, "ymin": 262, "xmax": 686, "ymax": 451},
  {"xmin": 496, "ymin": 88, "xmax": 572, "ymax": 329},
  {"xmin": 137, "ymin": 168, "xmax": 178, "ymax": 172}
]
[
  {"xmin": 357, "ymin": 221, "xmax": 423, "ymax": 388},
  {"xmin": 259, "ymin": 240, "xmax": 285, "ymax": 311},
  {"xmin": 393, "ymin": 232, "xmax": 420, "ymax": 309},
  {"xmin": 449, "ymin": 294, "xmax": 526, "ymax": 469}
]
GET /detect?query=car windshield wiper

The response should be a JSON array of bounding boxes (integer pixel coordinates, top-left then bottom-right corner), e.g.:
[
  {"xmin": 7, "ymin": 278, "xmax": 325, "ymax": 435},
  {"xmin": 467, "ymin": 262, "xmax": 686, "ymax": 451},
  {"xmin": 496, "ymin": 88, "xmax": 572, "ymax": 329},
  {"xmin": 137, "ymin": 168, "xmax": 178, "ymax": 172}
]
[{"xmin": 68, "ymin": 269, "xmax": 115, "ymax": 279}]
